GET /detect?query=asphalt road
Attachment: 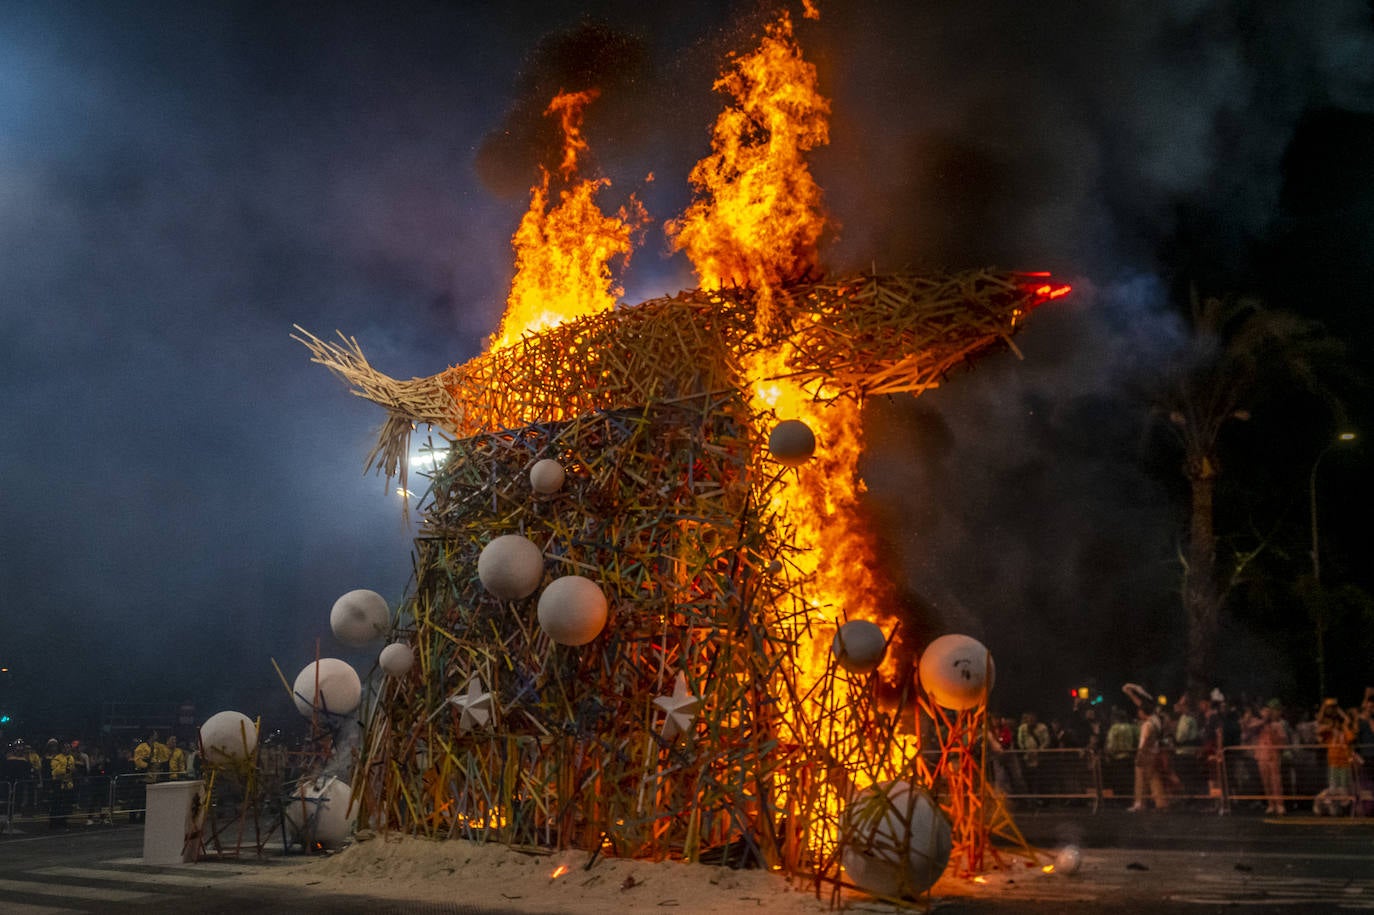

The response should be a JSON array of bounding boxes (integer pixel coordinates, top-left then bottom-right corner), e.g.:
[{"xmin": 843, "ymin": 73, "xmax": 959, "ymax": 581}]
[
  {"xmin": 1, "ymin": 808, "xmax": 1371, "ymax": 913},
  {"xmin": 0, "ymin": 822, "xmax": 516, "ymax": 914}
]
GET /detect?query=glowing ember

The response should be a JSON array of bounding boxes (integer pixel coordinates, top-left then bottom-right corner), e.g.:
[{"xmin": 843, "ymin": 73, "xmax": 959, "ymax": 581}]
[
  {"xmin": 972, "ymin": 875, "xmax": 988, "ymax": 884},
  {"xmin": 492, "ymin": 89, "xmax": 646, "ymax": 350},
  {"xmin": 550, "ymin": 864, "xmax": 570, "ymax": 880},
  {"xmin": 1042, "ymin": 864, "xmax": 1055, "ymax": 874}
]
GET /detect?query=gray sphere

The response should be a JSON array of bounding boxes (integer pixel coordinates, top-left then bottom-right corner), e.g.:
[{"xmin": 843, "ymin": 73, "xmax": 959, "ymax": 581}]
[
  {"xmin": 529, "ymin": 459, "xmax": 567, "ymax": 494},
  {"xmin": 832, "ymin": 619, "xmax": 888, "ymax": 674},
  {"xmin": 477, "ymin": 534, "xmax": 545, "ymax": 600},
  {"xmin": 768, "ymin": 419, "xmax": 816, "ymax": 465},
  {"xmin": 537, "ymin": 575, "xmax": 609, "ymax": 646}
]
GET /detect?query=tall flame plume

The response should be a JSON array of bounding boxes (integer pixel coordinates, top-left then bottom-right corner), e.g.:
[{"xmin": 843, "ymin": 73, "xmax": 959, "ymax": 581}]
[
  {"xmin": 666, "ymin": 11, "xmax": 829, "ymax": 304},
  {"xmin": 492, "ymin": 89, "xmax": 646, "ymax": 350},
  {"xmin": 671, "ymin": 8, "xmax": 903, "ymax": 855}
]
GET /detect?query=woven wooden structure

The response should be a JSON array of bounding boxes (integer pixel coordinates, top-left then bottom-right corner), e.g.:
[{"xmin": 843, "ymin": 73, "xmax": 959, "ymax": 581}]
[{"xmin": 301, "ymin": 268, "xmax": 1064, "ymax": 888}]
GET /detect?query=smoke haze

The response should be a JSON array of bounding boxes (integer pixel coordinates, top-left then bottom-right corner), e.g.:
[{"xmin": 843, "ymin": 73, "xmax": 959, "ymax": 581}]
[{"xmin": 2, "ymin": 1, "xmax": 1371, "ymax": 731}]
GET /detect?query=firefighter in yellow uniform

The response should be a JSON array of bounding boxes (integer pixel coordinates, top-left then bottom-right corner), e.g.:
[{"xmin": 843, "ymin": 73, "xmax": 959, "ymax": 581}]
[
  {"xmin": 167, "ymin": 736, "xmax": 187, "ymax": 779},
  {"xmin": 131, "ymin": 736, "xmax": 151, "ymax": 822},
  {"xmin": 132, "ymin": 737, "xmax": 151, "ymax": 773},
  {"xmin": 150, "ymin": 733, "xmax": 170, "ymax": 781},
  {"xmin": 44, "ymin": 739, "xmax": 74, "ymax": 829}
]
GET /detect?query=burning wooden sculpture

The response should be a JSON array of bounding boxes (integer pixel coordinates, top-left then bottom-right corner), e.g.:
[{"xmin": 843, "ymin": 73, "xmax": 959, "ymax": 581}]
[
  {"xmin": 297, "ymin": 269, "xmax": 1063, "ymax": 876},
  {"xmin": 299, "ymin": 6, "xmax": 1067, "ymax": 899}
]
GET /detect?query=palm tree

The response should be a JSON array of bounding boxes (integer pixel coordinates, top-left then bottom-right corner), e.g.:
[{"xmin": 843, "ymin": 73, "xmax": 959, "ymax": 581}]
[{"xmin": 1155, "ymin": 289, "xmax": 1342, "ymax": 697}]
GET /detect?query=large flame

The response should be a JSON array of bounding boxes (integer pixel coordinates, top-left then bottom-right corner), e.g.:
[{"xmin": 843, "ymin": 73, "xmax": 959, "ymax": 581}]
[
  {"xmin": 670, "ymin": 9, "xmax": 903, "ymax": 860},
  {"xmin": 669, "ymin": 8, "xmax": 891, "ymax": 682},
  {"xmin": 491, "ymin": 89, "xmax": 646, "ymax": 350},
  {"xmin": 666, "ymin": 11, "xmax": 829, "ymax": 303}
]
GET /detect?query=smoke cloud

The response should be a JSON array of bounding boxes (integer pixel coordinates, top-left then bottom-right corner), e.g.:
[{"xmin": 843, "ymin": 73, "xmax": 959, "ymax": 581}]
[{"xmin": 2, "ymin": 0, "xmax": 1370, "ymax": 731}]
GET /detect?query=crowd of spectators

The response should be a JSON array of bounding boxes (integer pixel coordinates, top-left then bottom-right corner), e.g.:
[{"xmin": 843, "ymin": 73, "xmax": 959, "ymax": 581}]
[
  {"xmin": 986, "ymin": 686, "xmax": 1374, "ymax": 815},
  {"xmin": 2, "ymin": 728, "xmax": 299, "ymax": 831},
  {"xmin": 2, "ymin": 732, "xmax": 201, "ymax": 828}
]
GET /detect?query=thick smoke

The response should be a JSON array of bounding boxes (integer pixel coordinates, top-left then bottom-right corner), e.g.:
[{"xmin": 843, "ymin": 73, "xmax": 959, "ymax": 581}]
[
  {"xmin": 2, "ymin": 1, "xmax": 1370, "ymax": 732},
  {"xmin": 806, "ymin": 1, "xmax": 1374, "ymax": 710}
]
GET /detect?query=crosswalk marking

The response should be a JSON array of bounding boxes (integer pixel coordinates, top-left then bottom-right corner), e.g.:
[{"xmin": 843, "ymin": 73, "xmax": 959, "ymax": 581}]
[
  {"xmin": 33, "ymin": 865, "xmax": 233, "ymax": 887},
  {"xmin": 0, "ymin": 903, "xmax": 81, "ymax": 915},
  {"xmin": 0, "ymin": 876, "xmax": 156, "ymax": 902}
]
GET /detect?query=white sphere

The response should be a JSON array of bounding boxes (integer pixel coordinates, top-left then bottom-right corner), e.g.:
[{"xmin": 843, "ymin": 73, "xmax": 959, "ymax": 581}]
[
  {"xmin": 477, "ymin": 534, "xmax": 545, "ymax": 600},
  {"xmin": 292, "ymin": 658, "xmax": 362, "ymax": 719},
  {"xmin": 537, "ymin": 575, "xmax": 608, "ymax": 646},
  {"xmin": 832, "ymin": 620, "xmax": 888, "ymax": 675},
  {"xmin": 378, "ymin": 642, "xmax": 414, "ymax": 677},
  {"xmin": 1054, "ymin": 845, "xmax": 1082, "ymax": 875},
  {"xmin": 285, "ymin": 775, "xmax": 354, "ymax": 849},
  {"xmin": 917, "ymin": 634, "xmax": 995, "ymax": 711},
  {"xmin": 768, "ymin": 419, "xmax": 816, "ymax": 465},
  {"xmin": 199, "ymin": 711, "xmax": 258, "ymax": 766},
  {"xmin": 842, "ymin": 781, "xmax": 952, "ymax": 898},
  {"xmin": 530, "ymin": 459, "xmax": 566, "ymax": 494},
  {"xmin": 329, "ymin": 589, "xmax": 390, "ymax": 647}
]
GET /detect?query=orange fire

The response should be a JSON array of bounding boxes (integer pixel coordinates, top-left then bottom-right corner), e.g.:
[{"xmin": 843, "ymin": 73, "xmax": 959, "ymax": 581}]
[
  {"xmin": 668, "ymin": 10, "xmax": 905, "ymax": 859},
  {"xmin": 491, "ymin": 89, "xmax": 647, "ymax": 350},
  {"xmin": 665, "ymin": 10, "xmax": 829, "ymax": 330},
  {"xmin": 671, "ymin": 9, "xmax": 895, "ymax": 694}
]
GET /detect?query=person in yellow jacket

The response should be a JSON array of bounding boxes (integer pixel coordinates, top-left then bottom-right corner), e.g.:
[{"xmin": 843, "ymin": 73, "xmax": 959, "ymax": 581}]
[
  {"xmin": 166, "ymin": 736, "xmax": 187, "ymax": 779},
  {"xmin": 130, "ymin": 736, "xmax": 151, "ymax": 822},
  {"xmin": 150, "ymin": 732, "xmax": 170, "ymax": 781},
  {"xmin": 44, "ymin": 739, "xmax": 74, "ymax": 829}
]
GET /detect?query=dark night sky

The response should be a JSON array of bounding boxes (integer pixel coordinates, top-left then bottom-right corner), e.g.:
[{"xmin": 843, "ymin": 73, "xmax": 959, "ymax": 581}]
[{"xmin": 2, "ymin": 1, "xmax": 1372, "ymax": 734}]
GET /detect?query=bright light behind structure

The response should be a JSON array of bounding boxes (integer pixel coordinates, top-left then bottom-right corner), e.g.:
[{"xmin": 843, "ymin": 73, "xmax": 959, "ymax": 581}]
[{"xmin": 393, "ymin": 439, "xmax": 452, "ymax": 498}]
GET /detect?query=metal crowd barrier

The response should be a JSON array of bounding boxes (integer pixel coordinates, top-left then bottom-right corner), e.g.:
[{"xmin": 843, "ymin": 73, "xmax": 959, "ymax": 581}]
[
  {"xmin": 2, "ymin": 745, "xmax": 1370, "ymax": 829},
  {"xmin": 0, "ymin": 774, "xmax": 205, "ymax": 829},
  {"xmin": 2, "ymin": 776, "xmax": 123, "ymax": 828},
  {"xmin": 967, "ymin": 743, "xmax": 1372, "ymax": 816},
  {"xmin": 990, "ymin": 747, "xmax": 1101, "ymax": 811},
  {"xmin": 1219, "ymin": 743, "xmax": 1371, "ymax": 816}
]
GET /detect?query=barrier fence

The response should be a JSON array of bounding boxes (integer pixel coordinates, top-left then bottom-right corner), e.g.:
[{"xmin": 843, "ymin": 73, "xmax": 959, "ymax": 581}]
[
  {"xmin": 0, "ymin": 773, "xmax": 208, "ymax": 829},
  {"xmin": 980, "ymin": 744, "xmax": 1372, "ymax": 816},
  {"xmin": 2, "ymin": 745, "xmax": 1369, "ymax": 829}
]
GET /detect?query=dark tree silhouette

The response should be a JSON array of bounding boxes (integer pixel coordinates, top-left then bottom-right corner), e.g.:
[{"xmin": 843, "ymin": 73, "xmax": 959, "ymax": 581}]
[{"xmin": 1154, "ymin": 290, "xmax": 1343, "ymax": 696}]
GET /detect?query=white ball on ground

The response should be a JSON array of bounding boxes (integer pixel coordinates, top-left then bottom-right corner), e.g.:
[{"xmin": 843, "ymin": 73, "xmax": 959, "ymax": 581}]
[
  {"xmin": 292, "ymin": 658, "xmax": 362, "ymax": 718},
  {"xmin": 199, "ymin": 711, "xmax": 258, "ymax": 765},
  {"xmin": 832, "ymin": 620, "xmax": 888, "ymax": 674},
  {"xmin": 1054, "ymin": 845, "xmax": 1082, "ymax": 875},
  {"xmin": 285, "ymin": 775, "xmax": 354, "ymax": 848},
  {"xmin": 329, "ymin": 589, "xmax": 390, "ymax": 646},
  {"xmin": 768, "ymin": 419, "xmax": 817, "ymax": 465},
  {"xmin": 537, "ymin": 575, "xmax": 608, "ymax": 646},
  {"xmin": 378, "ymin": 642, "xmax": 414, "ymax": 677},
  {"xmin": 917, "ymin": 634, "xmax": 995, "ymax": 711},
  {"xmin": 842, "ymin": 781, "xmax": 952, "ymax": 898},
  {"xmin": 529, "ymin": 459, "xmax": 566, "ymax": 494},
  {"xmin": 477, "ymin": 534, "xmax": 545, "ymax": 600}
]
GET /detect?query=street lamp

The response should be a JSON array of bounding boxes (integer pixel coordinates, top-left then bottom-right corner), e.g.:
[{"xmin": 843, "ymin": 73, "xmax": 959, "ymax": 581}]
[{"xmin": 1311, "ymin": 430, "xmax": 1356, "ymax": 699}]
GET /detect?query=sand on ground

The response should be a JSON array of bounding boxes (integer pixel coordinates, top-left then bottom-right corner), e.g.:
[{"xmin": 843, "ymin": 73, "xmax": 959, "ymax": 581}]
[{"xmin": 242, "ymin": 832, "xmax": 848, "ymax": 913}]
